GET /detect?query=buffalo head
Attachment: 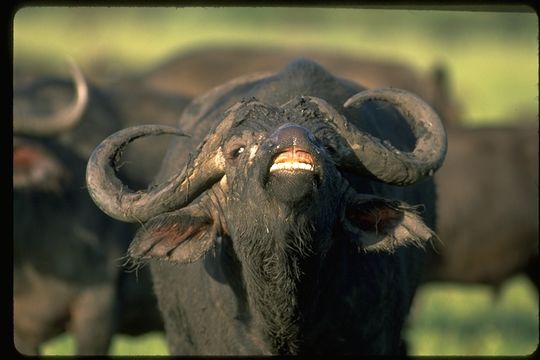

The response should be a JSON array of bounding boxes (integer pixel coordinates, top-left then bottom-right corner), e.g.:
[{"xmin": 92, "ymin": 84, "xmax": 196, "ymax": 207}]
[{"xmin": 13, "ymin": 61, "xmax": 88, "ymax": 192}]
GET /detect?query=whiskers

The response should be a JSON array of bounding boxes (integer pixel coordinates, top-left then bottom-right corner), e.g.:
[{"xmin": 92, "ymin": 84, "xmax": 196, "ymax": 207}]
[{"xmin": 115, "ymin": 252, "xmax": 149, "ymax": 279}]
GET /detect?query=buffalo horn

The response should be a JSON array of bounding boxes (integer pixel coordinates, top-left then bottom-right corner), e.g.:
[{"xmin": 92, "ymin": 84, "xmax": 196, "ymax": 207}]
[
  {"xmin": 13, "ymin": 59, "xmax": 88, "ymax": 136},
  {"xmin": 306, "ymin": 88, "xmax": 447, "ymax": 185},
  {"xmin": 86, "ymin": 102, "xmax": 244, "ymax": 223}
]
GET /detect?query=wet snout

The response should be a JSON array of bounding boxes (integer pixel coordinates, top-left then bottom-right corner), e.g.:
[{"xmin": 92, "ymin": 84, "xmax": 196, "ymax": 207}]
[{"xmin": 269, "ymin": 124, "xmax": 318, "ymax": 174}]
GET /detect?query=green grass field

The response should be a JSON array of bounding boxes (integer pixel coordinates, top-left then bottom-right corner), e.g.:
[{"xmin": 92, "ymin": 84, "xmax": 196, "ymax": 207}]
[
  {"xmin": 13, "ymin": 6, "xmax": 538, "ymax": 123},
  {"xmin": 406, "ymin": 276, "xmax": 538, "ymax": 355},
  {"xmin": 13, "ymin": 6, "xmax": 539, "ymax": 356}
]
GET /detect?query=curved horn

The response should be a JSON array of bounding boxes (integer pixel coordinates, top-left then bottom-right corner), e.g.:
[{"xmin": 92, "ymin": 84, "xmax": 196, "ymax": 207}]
[
  {"xmin": 305, "ymin": 88, "xmax": 447, "ymax": 185},
  {"xmin": 13, "ymin": 59, "xmax": 89, "ymax": 136},
  {"xmin": 86, "ymin": 102, "xmax": 244, "ymax": 223}
]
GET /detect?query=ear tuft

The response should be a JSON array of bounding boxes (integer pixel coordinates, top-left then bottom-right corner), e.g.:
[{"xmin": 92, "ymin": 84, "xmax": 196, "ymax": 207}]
[
  {"xmin": 13, "ymin": 141, "xmax": 68, "ymax": 192},
  {"xmin": 129, "ymin": 206, "xmax": 216, "ymax": 264},
  {"xmin": 346, "ymin": 200, "xmax": 404, "ymax": 234},
  {"xmin": 344, "ymin": 196, "xmax": 436, "ymax": 253}
]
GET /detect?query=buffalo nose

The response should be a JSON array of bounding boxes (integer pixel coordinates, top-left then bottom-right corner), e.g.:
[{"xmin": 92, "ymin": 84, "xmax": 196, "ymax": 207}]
[{"xmin": 270, "ymin": 123, "xmax": 317, "ymax": 149}]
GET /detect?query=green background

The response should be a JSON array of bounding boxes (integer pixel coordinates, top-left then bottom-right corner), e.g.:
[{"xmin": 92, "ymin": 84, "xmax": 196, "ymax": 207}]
[{"xmin": 14, "ymin": 6, "xmax": 538, "ymax": 123}]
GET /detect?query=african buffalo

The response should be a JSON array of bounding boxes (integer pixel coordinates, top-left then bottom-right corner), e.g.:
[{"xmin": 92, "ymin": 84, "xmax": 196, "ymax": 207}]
[
  {"xmin": 13, "ymin": 62, "xmax": 188, "ymax": 354},
  {"xmin": 130, "ymin": 47, "xmax": 537, "ymax": 294},
  {"xmin": 425, "ymin": 125, "xmax": 539, "ymax": 291},
  {"xmin": 122, "ymin": 45, "xmax": 462, "ymax": 126},
  {"xmin": 86, "ymin": 59, "xmax": 447, "ymax": 355}
]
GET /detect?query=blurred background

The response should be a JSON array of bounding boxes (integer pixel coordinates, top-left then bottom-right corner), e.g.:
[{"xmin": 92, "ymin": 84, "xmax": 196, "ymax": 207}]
[{"xmin": 13, "ymin": 5, "xmax": 538, "ymax": 356}]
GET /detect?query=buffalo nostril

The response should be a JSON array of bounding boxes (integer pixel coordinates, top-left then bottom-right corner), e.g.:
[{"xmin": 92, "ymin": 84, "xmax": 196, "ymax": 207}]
[{"xmin": 270, "ymin": 123, "xmax": 316, "ymax": 148}]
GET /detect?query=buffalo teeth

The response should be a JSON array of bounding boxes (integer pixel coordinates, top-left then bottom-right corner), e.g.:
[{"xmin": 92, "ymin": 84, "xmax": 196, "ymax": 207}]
[{"xmin": 269, "ymin": 162, "xmax": 314, "ymax": 173}]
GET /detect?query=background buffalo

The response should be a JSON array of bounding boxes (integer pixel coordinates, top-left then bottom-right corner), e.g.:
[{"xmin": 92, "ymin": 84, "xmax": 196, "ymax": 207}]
[
  {"xmin": 427, "ymin": 125, "xmax": 538, "ymax": 291},
  {"xmin": 119, "ymin": 45, "xmax": 463, "ymax": 127},
  {"xmin": 13, "ymin": 63, "xmax": 191, "ymax": 354}
]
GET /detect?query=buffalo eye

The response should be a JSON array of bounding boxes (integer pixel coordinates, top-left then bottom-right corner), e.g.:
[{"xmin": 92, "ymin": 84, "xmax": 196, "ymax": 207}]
[{"xmin": 227, "ymin": 145, "xmax": 246, "ymax": 160}]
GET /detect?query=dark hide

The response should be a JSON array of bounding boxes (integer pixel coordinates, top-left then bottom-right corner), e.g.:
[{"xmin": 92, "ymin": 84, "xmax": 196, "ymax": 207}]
[
  {"xmin": 12, "ymin": 72, "xmax": 189, "ymax": 354},
  {"xmin": 124, "ymin": 45, "xmax": 462, "ymax": 126},
  {"xmin": 125, "ymin": 60, "xmax": 440, "ymax": 355},
  {"xmin": 14, "ymin": 136, "xmax": 128, "ymax": 355},
  {"xmin": 425, "ymin": 125, "xmax": 539, "ymax": 290}
]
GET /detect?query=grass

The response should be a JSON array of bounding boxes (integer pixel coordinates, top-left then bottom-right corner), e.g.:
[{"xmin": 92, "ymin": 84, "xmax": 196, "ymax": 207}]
[
  {"xmin": 406, "ymin": 276, "xmax": 539, "ymax": 356},
  {"xmin": 39, "ymin": 276, "xmax": 538, "ymax": 356},
  {"xmin": 41, "ymin": 331, "xmax": 169, "ymax": 356},
  {"xmin": 12, "ymin": 6, "xmax": 538, "ymax": 123}
]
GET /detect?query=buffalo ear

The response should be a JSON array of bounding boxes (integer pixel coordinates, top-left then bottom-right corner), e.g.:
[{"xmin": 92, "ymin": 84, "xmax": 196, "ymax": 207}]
[
  {"xmin": 13, "ymin": 140, "xmax": 67, "ymax": 192},
  {"xmin": 129, "ymin": 205, "xmax": 216, "ymax": 264},
  {"xmin": 343, "ymin": 195, "xmax": 435, "ymax": 253}
]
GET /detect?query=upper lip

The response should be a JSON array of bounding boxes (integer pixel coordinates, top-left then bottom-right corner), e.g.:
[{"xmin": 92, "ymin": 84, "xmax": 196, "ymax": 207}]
[{"xmin": 269, "ymin": 146, "xmax": 315, "ymax": 173}]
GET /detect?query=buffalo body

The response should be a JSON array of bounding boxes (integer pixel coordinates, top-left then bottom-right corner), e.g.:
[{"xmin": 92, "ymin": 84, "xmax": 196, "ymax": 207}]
[
  {"xmin": 426, "ymin": 125, "xmax": 539, "ymax": 290},
  {"xmin": 13, "ymin": 65, "xmax": 188, "ymax": 354}
]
